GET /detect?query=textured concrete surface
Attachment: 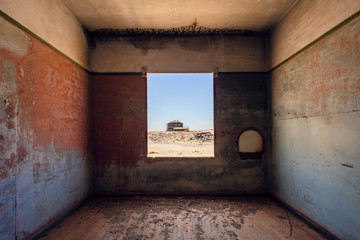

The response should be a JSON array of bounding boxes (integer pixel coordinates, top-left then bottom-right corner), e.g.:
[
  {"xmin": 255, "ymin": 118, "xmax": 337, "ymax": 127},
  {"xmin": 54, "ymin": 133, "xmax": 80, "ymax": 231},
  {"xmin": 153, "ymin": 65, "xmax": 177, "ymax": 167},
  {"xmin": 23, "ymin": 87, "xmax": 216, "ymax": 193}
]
[
  {"xmin": 271, "ymin": 14, "xmax": 360, "ymax": 240},
  {"xmin": 61, "ymin": 0, "xmax": 297, "ymax": 32},
  {"xmin": 91, "ymin": 35, "xmax": 267, "ymax": 73},
  {"xmin": 92, "ymin": 73, "xmax": 268, "ymax": 194},
  {"xmin": 269, "ymin": 0, "xmax": 360, "ymax": 69},
  {"xmin": 0, "ymin": 16, "xmax": 91, "ymax": 240},
  {"xmin": 0, "ymin": 0, "xmax": 90, "ymax": 69}
]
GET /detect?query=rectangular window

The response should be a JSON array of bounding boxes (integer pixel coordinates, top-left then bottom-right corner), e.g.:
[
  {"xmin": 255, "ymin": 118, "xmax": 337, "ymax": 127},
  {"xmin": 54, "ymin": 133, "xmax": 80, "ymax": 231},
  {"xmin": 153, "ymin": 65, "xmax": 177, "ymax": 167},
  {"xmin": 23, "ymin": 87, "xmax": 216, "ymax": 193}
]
[{"xmin": 147, "ymin": 73, "xmax": 214, "ymax": 157}]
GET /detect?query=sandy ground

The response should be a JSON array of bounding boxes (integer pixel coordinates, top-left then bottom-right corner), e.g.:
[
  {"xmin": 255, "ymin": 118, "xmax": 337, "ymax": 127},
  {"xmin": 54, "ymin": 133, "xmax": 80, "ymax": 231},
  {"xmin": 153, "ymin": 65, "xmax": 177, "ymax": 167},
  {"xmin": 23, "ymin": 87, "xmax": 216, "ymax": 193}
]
[
  {"xmin": 148, "ymin": 142, "xmax": 214, "ymax": 157},
  {"xmin": 148, "ymin": 130, "xmax": 214, "ymax": 157},
  {"xmin": 40, "ymin": 196, "xmax": 326, "ymax": 240}
]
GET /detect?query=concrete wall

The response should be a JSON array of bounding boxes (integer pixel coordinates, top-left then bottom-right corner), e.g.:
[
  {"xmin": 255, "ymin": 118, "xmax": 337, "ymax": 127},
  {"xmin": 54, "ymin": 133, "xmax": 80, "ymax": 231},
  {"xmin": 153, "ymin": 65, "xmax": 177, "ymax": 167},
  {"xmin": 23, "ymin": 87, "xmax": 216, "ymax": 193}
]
[
  {"xmin": 269, "ymin": 0, "xmax": 360, "ymax": 69},
  {"xmin": 0, "ymin": 15, "xmax": 91, "ymax": 240},
  {"xmin": 92, "ymin": 73, "xmax": 268, "ymax": 194},
  {"xmin": 0, "ymin": 0, "xmax": 90, "ymax": 69},
  {"xmin": 91, "ymin": 35, "xmax": 267, "ymax": 73},
  {"xmin": 270, "ymin": 11, "xmax": 360, "ymax": 240}
]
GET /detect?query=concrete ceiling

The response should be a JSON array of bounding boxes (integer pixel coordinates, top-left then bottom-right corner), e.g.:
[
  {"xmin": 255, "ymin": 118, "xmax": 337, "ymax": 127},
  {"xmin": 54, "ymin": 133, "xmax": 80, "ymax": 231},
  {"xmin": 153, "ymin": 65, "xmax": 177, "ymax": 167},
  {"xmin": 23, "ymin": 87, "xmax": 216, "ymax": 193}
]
[{"xmin": 61, "ymin": 0, "xmax": 298, "ymax": 33}]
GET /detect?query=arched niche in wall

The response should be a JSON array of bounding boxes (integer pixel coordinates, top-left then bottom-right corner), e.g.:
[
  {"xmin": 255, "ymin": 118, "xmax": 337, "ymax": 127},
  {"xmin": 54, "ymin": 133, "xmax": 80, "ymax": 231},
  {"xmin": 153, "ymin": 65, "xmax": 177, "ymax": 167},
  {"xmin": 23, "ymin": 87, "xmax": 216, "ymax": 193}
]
[{"xmin": 238, "ymin": 129, "xmax": 264, "ymax": 160}]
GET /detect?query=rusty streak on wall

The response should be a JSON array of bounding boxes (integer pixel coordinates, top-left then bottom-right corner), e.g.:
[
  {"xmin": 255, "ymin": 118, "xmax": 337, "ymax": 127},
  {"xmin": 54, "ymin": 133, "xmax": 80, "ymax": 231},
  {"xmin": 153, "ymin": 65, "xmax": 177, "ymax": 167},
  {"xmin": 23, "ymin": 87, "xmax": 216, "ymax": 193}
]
[
  {"xmin": 92, "ymin": 73, "xmax": 268, "ymax": 194},
  {"xmin": 0, "ymin": 16, "xmax": 91, "ymax": 240}
]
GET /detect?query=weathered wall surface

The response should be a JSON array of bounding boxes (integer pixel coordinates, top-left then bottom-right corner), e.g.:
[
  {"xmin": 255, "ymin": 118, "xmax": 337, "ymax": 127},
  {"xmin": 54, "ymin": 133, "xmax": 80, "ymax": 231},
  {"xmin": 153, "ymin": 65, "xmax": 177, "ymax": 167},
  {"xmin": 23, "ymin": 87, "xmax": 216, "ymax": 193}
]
[
  {"xmin": 0, "ymin": 16, "xmax": 91, "ymax": 240},
  {"xmin": 92, "ymin": 73, "xmax": 268, "ymax": 194},
  {"xmin": 0, "ymin": 0, "xmax": 90, "ymax": 69},
  {"xmin": 91, "ymin": 35, "xmax": 267, "ymax": 73},
  {"xmin": 269, "ymin": 0, "xmax": 360, "ymax": 69},
  {"xmin": 271, "ymin": 14, "xmax": 360, "ymax": 240}
]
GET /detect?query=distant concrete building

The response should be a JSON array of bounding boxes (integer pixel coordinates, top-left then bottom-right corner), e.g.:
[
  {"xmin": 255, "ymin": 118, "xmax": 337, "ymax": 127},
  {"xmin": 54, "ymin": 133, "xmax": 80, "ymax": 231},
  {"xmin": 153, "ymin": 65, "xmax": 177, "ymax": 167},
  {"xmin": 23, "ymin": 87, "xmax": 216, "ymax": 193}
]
[{"xmin": 166, "ymin": 120, "xmax": 189, "ymax": 131}]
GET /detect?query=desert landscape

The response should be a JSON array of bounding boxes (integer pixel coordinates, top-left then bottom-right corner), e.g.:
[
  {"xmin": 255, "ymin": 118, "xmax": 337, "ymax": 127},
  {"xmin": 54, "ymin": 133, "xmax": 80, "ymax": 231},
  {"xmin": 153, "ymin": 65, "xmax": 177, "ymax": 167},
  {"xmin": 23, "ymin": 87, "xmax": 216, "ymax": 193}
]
[{"xmin": 148, "ymin": 130, "xmax": 214, "ymax": 157}]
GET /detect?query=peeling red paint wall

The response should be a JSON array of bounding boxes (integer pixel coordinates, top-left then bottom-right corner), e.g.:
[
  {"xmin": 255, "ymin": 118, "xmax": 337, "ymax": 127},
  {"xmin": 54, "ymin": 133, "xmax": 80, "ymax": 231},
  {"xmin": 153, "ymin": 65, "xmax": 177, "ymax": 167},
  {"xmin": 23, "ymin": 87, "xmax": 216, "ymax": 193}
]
[
  {"xmin": 272, "ymin": 18, "xmax": 360, "ymax": 119},
  {"xmin": 0, "ymin": 16, "xmax": 91, "ymax": 240},
  {"xmin": 271, "ymin": 14, "xmax": 360, "ymax": 240},
  {"xmin": 92, "ymin": 74, "xmax": 147, "ymax": 179},
  {"xmin": 28, "ymin": 39, "xmax": 90, "ymax": 155}
]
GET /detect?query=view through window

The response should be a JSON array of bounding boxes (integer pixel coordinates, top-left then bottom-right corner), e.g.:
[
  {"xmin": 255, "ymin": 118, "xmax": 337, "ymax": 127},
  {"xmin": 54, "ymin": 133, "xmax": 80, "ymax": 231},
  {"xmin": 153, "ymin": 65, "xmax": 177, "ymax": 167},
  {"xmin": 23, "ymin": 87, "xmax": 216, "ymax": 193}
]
[{"xmin": 148, "ymin": 73, "xmax": 214, "ymax": 157}]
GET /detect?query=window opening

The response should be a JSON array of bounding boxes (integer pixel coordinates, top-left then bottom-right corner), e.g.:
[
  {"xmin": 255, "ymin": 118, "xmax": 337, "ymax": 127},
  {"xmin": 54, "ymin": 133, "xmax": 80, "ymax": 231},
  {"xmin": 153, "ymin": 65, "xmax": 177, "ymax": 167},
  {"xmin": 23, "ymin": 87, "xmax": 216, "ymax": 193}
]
[{"xmin": 147, "ymin": 73, "xmax": 214, "ymax": 157}]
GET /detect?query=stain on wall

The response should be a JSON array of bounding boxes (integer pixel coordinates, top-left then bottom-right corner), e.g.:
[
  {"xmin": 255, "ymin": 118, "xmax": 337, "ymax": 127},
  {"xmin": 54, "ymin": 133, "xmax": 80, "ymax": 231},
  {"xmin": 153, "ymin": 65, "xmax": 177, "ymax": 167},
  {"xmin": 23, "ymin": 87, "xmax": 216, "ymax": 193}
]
[
  {"xmin": 91, "ymin": 35, "xmax": 267, "ymax": 73},
  {"xmin": 92, "ymin": 73, "xmax": 268, "ymax": 194},
  {"xmin": 0, "ymin": 16, "xmax": 91, "ymax": 240},
  {"xmin": 271, "ymin": 14, "xmax": 360, "ymax": 240}
]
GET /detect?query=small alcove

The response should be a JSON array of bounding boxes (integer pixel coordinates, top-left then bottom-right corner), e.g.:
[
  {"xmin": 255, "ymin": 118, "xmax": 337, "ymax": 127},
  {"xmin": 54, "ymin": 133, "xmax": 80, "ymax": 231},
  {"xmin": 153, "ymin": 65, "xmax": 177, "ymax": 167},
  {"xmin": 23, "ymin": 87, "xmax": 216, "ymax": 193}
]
[{"xmin": 238, "ymin": 129, "xmax": 264, "ymax": 160}]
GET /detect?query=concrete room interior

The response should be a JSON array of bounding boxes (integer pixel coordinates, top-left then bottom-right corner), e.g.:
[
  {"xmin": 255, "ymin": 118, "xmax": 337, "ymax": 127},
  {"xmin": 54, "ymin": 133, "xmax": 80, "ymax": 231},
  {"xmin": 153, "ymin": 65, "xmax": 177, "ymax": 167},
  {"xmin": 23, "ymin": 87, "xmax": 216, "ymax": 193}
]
[{"xmin": 0, "ymin": 0, "xmax": 359, "ymax": 239}]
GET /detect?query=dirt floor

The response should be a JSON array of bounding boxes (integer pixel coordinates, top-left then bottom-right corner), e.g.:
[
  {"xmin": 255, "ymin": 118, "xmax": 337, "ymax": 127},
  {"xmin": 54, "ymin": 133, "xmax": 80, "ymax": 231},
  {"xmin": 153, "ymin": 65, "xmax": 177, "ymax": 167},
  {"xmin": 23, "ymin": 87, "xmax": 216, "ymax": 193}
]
[
  {"xmin": 40, "ymin": 196, "xmax": 326, "ymax": 240},
  {"xmin": 148, "ymin": 130, "xmax": 214, "ymax": 157}
]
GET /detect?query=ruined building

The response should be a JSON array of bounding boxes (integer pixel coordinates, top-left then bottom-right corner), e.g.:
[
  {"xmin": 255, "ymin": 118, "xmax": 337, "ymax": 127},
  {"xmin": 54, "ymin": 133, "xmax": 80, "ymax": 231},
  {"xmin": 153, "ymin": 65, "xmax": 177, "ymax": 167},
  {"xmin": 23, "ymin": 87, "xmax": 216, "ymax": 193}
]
[
  {"xmin": 0, "ymin": 1, "xmax": 359, "ymax": 239},
  {"xmin": 166, "ymin": 120, "xmax": 189, "ymax": 131}
]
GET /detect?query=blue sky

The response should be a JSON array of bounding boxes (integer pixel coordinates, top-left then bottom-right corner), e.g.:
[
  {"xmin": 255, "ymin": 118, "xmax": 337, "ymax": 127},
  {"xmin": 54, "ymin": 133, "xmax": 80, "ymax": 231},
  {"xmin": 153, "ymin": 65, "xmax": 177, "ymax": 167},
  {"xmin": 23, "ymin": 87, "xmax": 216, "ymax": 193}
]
[{"xmin": 148, "ymin": 73, "xmax": 213, "ymax": 131}]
